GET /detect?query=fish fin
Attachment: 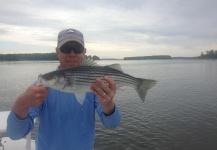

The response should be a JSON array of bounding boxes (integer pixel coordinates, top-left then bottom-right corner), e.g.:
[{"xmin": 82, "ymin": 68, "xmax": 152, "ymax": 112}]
[
  {"xmin": 74, "ymin": 93, "xmax": 86, "ymax": 105},
  {"xmin": 105, "ymin": 64, "xmax": 123, "ymax": 72},
  {"xmin": 80, "ymin": 56, "xmax": 99, "ymax": 66},
  {"xmin": 136, "ymin": 79, "xmax": 157, "ymax": 102},
  {"xmin": 62, "ymin": 78, "xmax": 69, "ymax": 89}
]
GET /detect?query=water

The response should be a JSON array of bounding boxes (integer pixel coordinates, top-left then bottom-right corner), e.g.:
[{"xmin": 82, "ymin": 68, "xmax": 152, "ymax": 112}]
[{"xmin": 0, "ymin": 59, "xmax": 217, "ymax": 150}]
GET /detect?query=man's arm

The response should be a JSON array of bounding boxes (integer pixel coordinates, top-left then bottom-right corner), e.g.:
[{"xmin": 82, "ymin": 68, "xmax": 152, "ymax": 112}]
[
  {"xmin": 7, "ymin": 84, "xmax": 48, "ymax": 139},
  {"xmin": 91, "ymin": 76, "xmax": 121, "ymax": 128}
]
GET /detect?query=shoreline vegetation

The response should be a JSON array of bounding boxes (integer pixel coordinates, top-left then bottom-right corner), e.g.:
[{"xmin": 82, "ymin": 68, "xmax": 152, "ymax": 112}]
[
  {"xmin": 0, "ymin": 53, "xmax": 100, "ymax": 61},
  {"xmin": 0, "ymin": 50, "xmax": 216, "ymax": 61}
]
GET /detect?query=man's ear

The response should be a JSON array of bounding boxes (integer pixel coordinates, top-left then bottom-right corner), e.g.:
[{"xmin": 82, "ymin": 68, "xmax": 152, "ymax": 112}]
[
  {"xmin": 56, "ymin": 47, "xmax": 59, "ymax": 54},
  {"xmin": 56, "ymin": 47, "xmax": 60, "ymax": 59},
  {"xmin": 83, "ymin": 48, "xmax": 86, "ymax": 54}
]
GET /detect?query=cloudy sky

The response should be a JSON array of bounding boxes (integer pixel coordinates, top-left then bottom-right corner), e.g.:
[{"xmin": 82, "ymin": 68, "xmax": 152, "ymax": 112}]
[{"xmin": 0, "ymin": 0, "xmax": 217, "ymax": 58}]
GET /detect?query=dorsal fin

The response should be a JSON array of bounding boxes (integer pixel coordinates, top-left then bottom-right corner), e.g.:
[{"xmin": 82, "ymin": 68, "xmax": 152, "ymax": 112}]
[
  {"xmin": 105, "ymin": 64, "xmax": 123, "ymax": 72},
  {"xmin": 80, "ymin": 56, "xmax": 99, "ymax": 66}
]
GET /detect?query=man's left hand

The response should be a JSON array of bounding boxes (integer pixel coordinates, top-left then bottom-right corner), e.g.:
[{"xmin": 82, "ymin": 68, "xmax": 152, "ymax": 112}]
[{"xmin": 91, "ymin": 76, "xmax": 116, "ymax": 115}]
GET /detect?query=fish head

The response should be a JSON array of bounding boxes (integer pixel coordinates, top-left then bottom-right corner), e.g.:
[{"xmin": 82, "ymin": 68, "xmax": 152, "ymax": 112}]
[{"xmin": 38, "ymin": 71, "xmax": 68, "ymax": 90}]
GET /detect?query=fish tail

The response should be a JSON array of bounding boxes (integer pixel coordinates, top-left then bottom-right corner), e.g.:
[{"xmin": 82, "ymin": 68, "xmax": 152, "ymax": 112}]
[{"xmin": 136, "ymin": 79, "xmax": 157, "ymax": 102}]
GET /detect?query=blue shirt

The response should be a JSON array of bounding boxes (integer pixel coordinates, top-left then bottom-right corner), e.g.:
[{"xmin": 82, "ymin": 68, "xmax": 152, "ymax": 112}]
[{"xmin": 7, "ymin": 88, "xmax": 121, "ymax": 150}]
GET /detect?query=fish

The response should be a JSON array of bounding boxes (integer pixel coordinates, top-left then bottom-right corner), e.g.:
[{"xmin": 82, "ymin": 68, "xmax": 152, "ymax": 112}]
[{"xmin": 38, "ymin": 56, "xmax": 157, "ymax": 105}]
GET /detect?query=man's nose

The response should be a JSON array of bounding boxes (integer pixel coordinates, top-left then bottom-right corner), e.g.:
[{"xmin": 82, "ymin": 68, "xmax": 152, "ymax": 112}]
[{"xmin": 68, "ymin": 50, "xmax": 76, "ymax": 55}]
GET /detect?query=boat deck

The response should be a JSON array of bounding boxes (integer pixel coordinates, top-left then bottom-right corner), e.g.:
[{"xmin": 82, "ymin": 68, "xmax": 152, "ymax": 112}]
[{"xmin": 0, "ymin": 111, "xmax": 35, "ymax": 150}]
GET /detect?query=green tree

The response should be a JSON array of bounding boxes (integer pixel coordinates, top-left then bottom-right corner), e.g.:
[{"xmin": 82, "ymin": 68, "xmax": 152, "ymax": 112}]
[{"xmin": 200, "ymin": 50, "xmax": 217, "ymax": 59}]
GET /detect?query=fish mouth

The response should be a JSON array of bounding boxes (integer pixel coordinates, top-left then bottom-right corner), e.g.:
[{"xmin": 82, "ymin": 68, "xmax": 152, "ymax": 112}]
[
  {"xmin": 38, "ymin": 74, "xmax": 43, "ymax": 85},
  {"xmin": 38, "ymin": 74, "xmax": 42, "ymax": 79},
  {"xmin": 38, "ymin": 74, "xmax": 42, "ymax": 82}
]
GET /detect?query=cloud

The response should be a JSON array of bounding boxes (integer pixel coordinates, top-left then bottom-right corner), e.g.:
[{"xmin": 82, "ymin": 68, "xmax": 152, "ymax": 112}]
[{"xmin": 0, "ymin": 0, "xmax": 217, "ymax": 58}]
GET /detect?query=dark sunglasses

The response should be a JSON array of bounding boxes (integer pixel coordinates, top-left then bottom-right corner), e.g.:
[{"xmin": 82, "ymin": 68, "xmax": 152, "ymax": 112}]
[{"xmin": 60, "ymin": 41, "xmax": 84, "ymax": 54}]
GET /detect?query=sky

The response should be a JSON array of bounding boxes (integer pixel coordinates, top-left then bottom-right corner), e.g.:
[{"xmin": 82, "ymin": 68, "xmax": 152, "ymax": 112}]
[{"xmin": 0, "ymin": 0, "xmax": 217, "ymax": 59}]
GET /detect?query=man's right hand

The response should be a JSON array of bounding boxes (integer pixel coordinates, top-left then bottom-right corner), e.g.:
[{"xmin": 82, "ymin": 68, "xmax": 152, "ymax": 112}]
[{"xmin": 13, "ymin": 84, "xmax": 48, "ymax": 119}]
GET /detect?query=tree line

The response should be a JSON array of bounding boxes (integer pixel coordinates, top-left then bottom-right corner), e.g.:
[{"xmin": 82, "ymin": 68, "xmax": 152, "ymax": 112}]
[
  {"xmin": 200, "ymin": 50, "xmax": 217, "ymax": 59},
  {"xmin": 0, "ymin": 50, "xmax": 216, "ymax": 61},
  {"xmin": 0, "ymin": 53, "xmax": 100, "ymax": 61}
]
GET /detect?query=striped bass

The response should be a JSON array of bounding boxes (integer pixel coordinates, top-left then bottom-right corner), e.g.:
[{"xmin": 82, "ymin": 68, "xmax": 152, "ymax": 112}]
[{"xmin": 38, "ymin": 57, "xmax": 157, "ymax": 104}]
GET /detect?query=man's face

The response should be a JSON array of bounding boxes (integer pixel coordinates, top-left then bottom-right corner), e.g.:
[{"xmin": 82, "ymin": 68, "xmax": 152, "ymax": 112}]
[{"xmin": 56, "ymin": 47, "xmax": 86, "ymax": 68}]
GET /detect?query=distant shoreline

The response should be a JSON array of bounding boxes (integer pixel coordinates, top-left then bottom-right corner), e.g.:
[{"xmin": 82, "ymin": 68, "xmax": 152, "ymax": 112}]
[
  {"xmin": 124, "ymin": 55, "xmax": 172, "ymax": 60},
  {"xmin": 0, "ymin": 53, "xmax": 216, "ymax": 61}
]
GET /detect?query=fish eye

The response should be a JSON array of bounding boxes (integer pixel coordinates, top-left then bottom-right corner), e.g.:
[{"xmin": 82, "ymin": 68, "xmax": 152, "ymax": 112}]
[{"xmin": 45, "ymin": 75, "xmax": 52, "ymax": 80}]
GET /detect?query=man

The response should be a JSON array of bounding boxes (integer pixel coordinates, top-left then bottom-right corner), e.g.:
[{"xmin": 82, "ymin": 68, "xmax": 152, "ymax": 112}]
[{"xmin": 7, "ymin": 28, "xmax": 121, "ymax": 150}]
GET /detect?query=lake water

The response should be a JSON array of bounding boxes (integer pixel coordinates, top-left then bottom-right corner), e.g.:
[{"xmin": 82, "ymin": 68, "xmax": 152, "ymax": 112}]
[{"xmin": 0, "ymin": 59, "xmax": 217, "ymax": 150}]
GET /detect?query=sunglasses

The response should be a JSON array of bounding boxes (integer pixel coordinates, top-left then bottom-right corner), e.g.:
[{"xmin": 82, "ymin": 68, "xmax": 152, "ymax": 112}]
[{"xmin": 60, "ymin": 41, "xmax": 84, "ymax": 54}]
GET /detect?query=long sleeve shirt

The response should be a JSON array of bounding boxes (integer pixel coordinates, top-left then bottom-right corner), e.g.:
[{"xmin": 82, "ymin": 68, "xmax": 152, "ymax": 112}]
[{"xmin": 7, "ymin": 88, "xmax": 121, "ymax": 150}]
